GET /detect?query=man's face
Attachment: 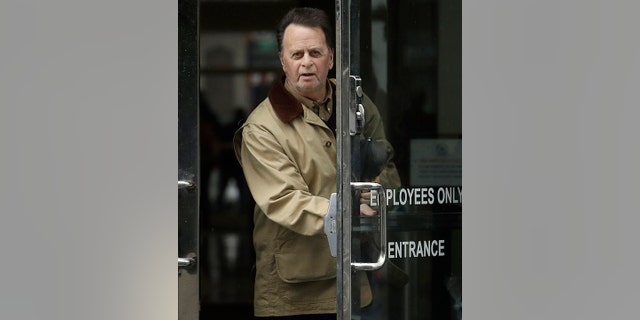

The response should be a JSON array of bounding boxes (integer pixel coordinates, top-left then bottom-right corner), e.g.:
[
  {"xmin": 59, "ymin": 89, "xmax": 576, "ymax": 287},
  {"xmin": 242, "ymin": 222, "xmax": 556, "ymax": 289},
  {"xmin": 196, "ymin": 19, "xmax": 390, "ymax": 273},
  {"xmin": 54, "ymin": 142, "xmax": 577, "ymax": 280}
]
[{"xmin": 279, "ymin": 24, "xmax": 334, "ymax": 101}]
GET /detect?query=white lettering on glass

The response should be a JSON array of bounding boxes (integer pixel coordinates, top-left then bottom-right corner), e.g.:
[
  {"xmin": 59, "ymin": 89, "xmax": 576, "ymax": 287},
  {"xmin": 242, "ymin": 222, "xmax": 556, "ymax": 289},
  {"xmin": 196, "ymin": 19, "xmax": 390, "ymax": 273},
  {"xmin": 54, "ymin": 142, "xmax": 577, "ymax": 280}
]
[
  {"xmin": 385, "ymin": 187, "xmax": 461, "ymax": 206},
  {"xmin": 387, "ymin": 240, "xmax": 446, "ymax": 259}
]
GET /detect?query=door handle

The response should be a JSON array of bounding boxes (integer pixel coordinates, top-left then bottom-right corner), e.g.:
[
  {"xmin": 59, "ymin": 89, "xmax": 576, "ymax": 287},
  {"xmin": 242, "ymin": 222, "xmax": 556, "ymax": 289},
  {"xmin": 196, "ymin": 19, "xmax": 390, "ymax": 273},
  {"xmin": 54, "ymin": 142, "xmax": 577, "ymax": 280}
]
[
  {"xmin": 323, "ymin": 193, "xmax": 338, "ymax": 257},
  {"xmin": 178, "ymin": 257, "xmax": 195, "ymax": 268},
  {"xmin": 350, "ymin": 182, "xmax": 387, "ymax": 271}
]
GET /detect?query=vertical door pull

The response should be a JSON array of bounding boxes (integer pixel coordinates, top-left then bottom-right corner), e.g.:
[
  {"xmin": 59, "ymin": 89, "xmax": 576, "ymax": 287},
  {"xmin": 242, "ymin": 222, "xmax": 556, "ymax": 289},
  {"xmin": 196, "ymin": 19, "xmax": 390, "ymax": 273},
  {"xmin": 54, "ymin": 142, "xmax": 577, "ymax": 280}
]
[{"xmin": 350, "ymin": 182, "xmax": 387, "ymax": 271}]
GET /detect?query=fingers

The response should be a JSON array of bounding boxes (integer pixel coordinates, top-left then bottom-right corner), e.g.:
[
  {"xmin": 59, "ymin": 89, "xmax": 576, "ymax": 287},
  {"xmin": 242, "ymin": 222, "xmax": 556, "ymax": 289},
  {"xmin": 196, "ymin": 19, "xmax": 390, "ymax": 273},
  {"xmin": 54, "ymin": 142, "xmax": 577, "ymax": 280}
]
[
  {"xmin": 360, "ymin": 203, "xmax": 377, "ymax": 216},
  {"xmin": 360, "ymin": 191, "xmax": 371, "ymax": 204}
]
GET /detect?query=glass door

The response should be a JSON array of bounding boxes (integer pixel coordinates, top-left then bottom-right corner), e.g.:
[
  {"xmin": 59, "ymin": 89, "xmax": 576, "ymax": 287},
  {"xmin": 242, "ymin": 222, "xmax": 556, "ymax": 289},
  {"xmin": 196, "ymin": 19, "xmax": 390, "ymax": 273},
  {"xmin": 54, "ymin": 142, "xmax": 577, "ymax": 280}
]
[{"xmin": 335, "ymin": 0, "xmax": 461, "ymax": 319}]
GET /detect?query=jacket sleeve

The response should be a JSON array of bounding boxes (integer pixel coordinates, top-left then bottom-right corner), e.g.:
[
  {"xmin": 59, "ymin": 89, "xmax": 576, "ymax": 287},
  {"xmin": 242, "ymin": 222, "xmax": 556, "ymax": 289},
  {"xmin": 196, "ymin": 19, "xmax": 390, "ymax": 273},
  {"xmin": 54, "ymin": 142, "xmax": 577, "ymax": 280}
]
[
  {"xmin": 235, "ymin": 123, "xmax": 329, "ymax": 236},
  {"xmin": 362, "ymin": 94, "xmax": 402, "ymax": 189}
]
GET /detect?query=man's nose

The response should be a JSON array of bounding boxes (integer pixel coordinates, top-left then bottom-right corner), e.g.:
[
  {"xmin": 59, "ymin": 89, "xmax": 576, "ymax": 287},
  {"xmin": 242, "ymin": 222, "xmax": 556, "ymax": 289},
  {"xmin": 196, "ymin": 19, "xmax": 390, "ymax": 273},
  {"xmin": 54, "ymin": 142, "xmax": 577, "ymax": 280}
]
[{"xmin": 301, "ymin": 52, "xmax": 313, "ymax": 66}]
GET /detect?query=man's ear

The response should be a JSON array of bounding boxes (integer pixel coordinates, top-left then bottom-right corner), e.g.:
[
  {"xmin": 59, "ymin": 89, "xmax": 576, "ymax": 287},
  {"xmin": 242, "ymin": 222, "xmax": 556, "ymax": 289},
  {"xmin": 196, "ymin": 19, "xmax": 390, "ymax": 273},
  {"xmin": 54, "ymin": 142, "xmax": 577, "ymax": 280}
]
[
  {"xmin": 329, "ymin": 48, "xmax": 335, "ymax": 69},
  {"xmin": 279, "ymin": 52, "xmax": 286, "ymax": 71}
]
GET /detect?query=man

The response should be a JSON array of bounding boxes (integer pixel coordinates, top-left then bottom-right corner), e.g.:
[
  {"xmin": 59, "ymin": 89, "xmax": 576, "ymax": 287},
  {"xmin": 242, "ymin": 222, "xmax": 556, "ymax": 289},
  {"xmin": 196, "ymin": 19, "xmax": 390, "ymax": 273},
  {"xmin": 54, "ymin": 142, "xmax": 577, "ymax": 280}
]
[{"xmin": 233, "ymin": 7, "xmax": 399, "ymax": 319}]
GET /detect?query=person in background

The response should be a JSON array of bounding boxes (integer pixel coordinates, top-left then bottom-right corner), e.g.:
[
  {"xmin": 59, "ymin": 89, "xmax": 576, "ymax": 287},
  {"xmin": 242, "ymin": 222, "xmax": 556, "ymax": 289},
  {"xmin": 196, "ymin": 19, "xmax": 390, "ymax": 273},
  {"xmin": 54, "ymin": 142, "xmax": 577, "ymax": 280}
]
[{"xmin": 233, "ymin": 7, "xmax": 399, "ymax": 319}]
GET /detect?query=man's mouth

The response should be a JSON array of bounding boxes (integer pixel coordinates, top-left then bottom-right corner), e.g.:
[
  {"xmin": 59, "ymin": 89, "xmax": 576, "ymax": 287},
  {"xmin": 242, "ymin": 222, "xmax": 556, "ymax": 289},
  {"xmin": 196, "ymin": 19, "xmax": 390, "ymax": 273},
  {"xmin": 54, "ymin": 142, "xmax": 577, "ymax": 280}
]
[{"xmin": 300, "ymin": 73, "xmax": 315, "ymax": 78}]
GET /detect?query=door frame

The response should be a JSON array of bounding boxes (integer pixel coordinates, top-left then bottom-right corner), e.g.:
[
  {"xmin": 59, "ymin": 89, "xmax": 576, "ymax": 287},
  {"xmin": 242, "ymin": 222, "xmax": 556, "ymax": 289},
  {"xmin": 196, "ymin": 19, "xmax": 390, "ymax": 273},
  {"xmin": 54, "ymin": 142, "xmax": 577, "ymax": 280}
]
[{"xmin": 178, "ymin": 0, "xmax": 200, "ymax": 319}]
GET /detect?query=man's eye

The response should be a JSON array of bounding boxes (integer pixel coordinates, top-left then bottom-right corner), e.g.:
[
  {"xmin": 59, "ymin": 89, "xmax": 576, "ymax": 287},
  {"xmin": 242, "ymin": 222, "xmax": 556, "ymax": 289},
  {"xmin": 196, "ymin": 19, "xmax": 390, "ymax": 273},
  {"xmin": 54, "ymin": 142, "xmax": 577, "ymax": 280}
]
[
  {"xmin": 311, "ymin": 51, "xmax": 322, "ymax": 57},
  {"xmin": 292, "ymin": 52, "xmax": 302, "ymax": 59}
]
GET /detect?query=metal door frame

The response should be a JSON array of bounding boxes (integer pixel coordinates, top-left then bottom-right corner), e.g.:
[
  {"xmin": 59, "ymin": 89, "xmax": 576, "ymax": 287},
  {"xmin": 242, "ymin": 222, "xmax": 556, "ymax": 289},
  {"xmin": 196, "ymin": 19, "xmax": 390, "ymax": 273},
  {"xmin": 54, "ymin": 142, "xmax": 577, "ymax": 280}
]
[
  {"xmin": 178, "ymin": 0, "xmax": 200, "ymax": 319},
  {"xmin": 335, "ymin": 0, "xmax": 358, "ymax": 318}
]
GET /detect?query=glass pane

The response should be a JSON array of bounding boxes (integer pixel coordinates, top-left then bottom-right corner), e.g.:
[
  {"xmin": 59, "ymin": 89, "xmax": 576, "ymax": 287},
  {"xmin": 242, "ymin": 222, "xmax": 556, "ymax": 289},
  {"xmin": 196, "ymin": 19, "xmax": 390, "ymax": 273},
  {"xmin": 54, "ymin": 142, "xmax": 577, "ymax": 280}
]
[
  {"xmin": 198, "ymin": 30, "xmax": 279, "ymax": 318},
  {"xmin": 350, "ymin": 0, "xmax": 461, "ymax": 319}
]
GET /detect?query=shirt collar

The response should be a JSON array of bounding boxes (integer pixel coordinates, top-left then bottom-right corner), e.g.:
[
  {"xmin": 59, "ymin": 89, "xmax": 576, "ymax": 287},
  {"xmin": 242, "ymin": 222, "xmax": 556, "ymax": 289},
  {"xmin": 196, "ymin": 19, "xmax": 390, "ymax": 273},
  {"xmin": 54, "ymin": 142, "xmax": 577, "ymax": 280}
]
[{"xmin": 284, "ymin": 79, "xmax": 334, "ymax": 121}]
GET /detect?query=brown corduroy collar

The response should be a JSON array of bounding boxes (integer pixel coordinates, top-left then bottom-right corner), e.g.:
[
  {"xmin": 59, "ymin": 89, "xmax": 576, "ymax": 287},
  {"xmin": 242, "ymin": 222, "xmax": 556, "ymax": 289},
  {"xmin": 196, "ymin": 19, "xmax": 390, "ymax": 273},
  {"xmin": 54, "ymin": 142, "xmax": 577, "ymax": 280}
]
[{"xmin": 268, "ymin": 74, "xmax": 335, "ymax": 123}]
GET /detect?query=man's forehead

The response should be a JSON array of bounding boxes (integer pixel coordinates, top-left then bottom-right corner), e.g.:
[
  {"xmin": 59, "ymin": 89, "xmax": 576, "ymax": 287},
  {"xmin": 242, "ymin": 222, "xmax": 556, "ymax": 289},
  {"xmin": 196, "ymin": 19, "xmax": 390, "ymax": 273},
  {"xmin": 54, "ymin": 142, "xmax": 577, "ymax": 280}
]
[
  {"xmin": 282, "ymin": 24, "xmax": 327, "ymax": 45},
  {"xmin": 284, "ymin": 43, "xmax": 328, "ymax": 52}
]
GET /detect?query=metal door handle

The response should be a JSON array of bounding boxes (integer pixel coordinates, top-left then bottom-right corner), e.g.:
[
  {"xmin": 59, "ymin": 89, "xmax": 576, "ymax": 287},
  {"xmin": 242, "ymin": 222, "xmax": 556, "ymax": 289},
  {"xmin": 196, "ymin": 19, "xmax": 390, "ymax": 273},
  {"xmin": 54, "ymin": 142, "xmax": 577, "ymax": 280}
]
[
  {"xmin": 323, "ymin": 193, "xmax": 338, "ymax": 257},
  {"xmin": 178, "ymin": 257, "xmax": 195, "ymax": 268},
  {"xmin": 350, "ymin": 182, "xmax": 387, "ymax": 271}
]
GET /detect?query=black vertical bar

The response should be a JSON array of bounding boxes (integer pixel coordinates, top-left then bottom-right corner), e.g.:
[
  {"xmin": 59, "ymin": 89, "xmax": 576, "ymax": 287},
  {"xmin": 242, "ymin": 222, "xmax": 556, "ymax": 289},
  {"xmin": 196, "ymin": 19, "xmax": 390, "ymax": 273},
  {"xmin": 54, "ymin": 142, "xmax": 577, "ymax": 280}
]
[
  {"xmin": 349, "ymin": 0, "xmax": 360, "ymax": 75},
  {"xmin": 178, "ymin": 0, "xmax": 199, "ymax": 319}
]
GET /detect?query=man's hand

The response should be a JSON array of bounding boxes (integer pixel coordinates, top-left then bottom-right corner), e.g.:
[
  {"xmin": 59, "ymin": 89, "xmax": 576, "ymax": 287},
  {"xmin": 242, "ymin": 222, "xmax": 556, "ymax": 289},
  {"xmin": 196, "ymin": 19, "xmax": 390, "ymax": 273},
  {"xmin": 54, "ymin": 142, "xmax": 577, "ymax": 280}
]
[
  {"xmin": 360, "ymin": 203, "xmax": 377, "ymax": 216},
  {"xmin": 359, "ymin": 190, "xmax": 377, "ymax": 216}
]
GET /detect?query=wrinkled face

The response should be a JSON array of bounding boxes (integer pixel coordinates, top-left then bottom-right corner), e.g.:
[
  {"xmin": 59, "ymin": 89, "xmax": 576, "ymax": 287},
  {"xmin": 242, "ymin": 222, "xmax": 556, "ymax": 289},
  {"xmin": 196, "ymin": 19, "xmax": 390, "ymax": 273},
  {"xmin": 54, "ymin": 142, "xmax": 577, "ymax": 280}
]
[{"xmin": 279, "ymin": 24, "xmax": 334, "ymax": 101}]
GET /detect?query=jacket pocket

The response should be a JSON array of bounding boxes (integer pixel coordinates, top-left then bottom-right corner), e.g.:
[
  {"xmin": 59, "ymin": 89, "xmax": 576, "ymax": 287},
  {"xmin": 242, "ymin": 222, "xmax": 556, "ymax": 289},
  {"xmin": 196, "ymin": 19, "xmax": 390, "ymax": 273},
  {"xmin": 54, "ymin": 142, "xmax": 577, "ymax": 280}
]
[{"xmin": 275, "ymin": 234, "xmax": 336, "ymax": 283}]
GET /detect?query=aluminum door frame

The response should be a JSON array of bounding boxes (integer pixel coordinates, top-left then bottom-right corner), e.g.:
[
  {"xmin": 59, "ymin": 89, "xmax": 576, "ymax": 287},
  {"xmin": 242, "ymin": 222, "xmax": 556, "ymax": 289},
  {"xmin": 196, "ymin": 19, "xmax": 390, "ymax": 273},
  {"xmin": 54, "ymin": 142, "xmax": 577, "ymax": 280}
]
[
  {"xmin": 178, "ymin": 0, "xmax": 200, "ymax": 319},
  {"xmin": 335, "ymin": 0, "xmax": 360, "ymax": 318}
]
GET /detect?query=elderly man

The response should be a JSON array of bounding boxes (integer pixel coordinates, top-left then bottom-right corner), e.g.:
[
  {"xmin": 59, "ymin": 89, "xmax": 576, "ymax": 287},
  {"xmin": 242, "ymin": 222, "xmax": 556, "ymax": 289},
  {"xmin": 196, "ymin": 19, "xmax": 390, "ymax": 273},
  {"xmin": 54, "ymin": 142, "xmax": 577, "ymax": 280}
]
[{"xmin": 234, "ymin": 7, "xmax": 398, "ymax": 319}]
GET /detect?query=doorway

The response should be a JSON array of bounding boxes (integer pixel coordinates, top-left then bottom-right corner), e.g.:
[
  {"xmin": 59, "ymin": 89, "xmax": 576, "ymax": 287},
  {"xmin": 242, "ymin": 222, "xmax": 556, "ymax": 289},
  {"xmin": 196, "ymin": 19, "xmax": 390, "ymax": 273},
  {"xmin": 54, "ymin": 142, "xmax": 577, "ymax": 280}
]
[{"xmin": 197, "ymin": 1, "xmax": 335, "ymax": 318}]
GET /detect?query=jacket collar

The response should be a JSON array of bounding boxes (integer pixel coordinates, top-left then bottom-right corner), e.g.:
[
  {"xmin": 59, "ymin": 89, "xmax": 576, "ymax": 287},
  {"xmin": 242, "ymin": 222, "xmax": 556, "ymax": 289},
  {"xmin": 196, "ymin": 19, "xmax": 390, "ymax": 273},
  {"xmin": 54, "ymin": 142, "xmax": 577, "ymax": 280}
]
[{"xmin": 268, "ymin": 74, "xmax": 335, "ymax": 123}]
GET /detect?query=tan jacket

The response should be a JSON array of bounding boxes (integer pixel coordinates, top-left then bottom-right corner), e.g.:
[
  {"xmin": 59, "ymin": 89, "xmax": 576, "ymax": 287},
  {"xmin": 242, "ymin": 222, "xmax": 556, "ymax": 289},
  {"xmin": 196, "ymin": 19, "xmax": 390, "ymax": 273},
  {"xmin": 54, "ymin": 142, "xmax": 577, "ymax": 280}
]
[{"xmin": 233, "ymin": 76, "xmax": 397, "ymax": 316}]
